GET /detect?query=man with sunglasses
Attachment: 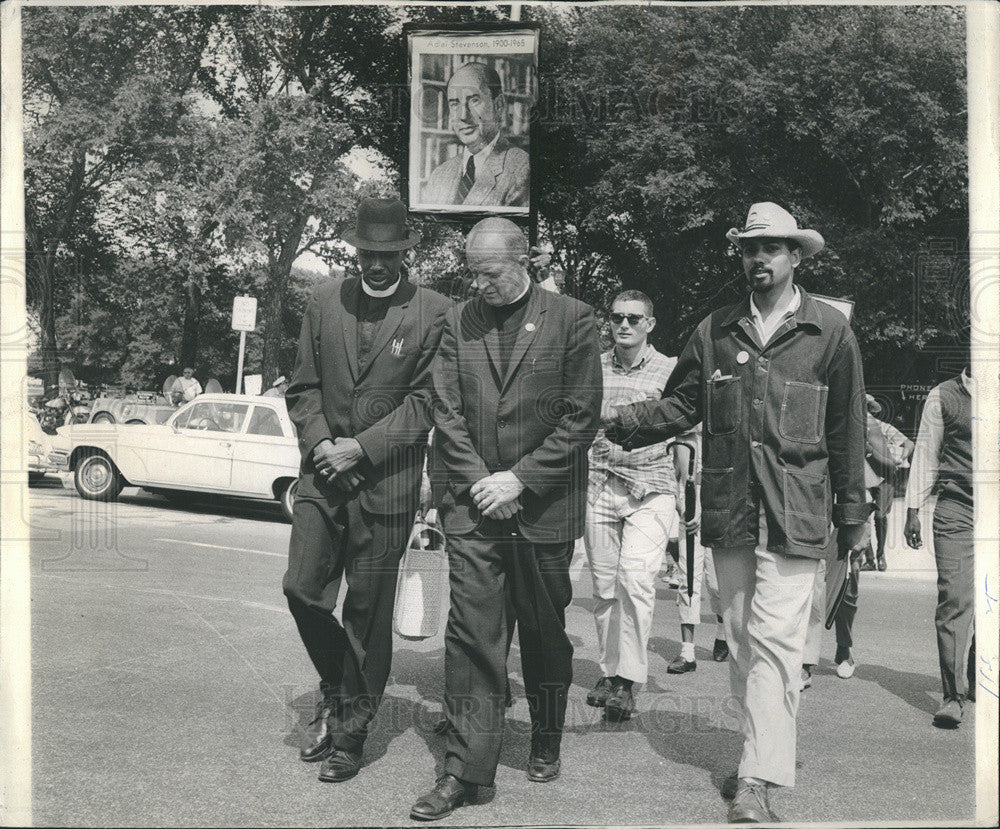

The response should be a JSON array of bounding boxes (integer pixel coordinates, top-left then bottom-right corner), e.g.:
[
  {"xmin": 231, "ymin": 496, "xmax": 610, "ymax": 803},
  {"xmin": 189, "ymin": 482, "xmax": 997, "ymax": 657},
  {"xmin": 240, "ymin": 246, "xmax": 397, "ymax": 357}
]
[
  {"xmin": 583, "ymin": 290, "xmax": 694, "ymax": 721},
  {"xmin": 603, "ymin": 203, "xmax": 868, "ymax": 823}
]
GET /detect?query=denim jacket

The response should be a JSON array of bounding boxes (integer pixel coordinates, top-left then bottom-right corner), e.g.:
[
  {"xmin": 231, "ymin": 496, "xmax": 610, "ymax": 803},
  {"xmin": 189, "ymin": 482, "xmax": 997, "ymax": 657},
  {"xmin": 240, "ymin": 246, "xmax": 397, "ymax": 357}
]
[{"xmin": 613, "ymin": 289, "xmax": 869, "ymax": 559}]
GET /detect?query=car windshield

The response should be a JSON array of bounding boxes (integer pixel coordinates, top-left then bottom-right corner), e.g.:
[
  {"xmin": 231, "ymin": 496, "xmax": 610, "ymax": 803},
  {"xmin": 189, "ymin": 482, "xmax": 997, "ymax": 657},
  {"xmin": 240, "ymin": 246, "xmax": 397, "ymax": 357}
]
[{"xmin": 178, "ymin": 401, "xmax": 250, "ymax": 433}]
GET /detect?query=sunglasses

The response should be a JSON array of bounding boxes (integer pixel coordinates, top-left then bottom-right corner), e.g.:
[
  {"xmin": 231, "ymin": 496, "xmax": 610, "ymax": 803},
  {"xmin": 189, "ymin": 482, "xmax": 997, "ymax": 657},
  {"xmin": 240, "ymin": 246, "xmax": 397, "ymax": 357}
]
[{"xmin": 609, "ymin": 313, "xmax": 648, "ymax": 326}]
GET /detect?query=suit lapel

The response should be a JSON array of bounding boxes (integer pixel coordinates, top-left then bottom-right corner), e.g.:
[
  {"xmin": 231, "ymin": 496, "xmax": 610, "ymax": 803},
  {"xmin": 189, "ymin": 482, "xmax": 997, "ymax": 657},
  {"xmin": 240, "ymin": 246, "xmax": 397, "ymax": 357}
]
[
  {"xmin": 501, "ymin": 287, "xmax": 545, "ymax": 393},
  {"xmin": 339, "ymin": 279, "xmax": 360, "ymax": 381},
  {"xmin": 472, "ymin": 140, "xmax": 506, "ymax": 203},
  {"xmin": 357, "ymin": 281, "xmax": 414, "ymax": 382}
]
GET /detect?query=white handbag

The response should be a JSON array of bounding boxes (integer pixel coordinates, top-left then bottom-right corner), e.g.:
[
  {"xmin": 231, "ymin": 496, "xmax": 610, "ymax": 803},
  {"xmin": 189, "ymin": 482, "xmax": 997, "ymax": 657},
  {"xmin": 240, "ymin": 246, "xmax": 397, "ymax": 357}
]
[{"xmin": 393, "ymin": 510, "xmax": 448, "ymax": 640}]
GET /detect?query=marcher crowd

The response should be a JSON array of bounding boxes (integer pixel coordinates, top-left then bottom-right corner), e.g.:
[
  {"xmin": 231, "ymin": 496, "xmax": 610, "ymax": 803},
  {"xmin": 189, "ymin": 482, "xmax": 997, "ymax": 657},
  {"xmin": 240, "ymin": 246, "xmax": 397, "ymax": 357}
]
[{"xmin": 277, "ymin": 195, "xmax": 976, "ymax": 824}]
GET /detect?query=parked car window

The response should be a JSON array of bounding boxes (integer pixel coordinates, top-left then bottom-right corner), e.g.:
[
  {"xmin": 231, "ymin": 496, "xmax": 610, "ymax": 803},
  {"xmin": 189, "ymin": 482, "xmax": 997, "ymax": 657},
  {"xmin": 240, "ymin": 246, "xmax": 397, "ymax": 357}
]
[
  {"xmin": 247, "ymin": 405, "xmax": 285, "ymax": 437},
  {"xmin": 182, "ymin": 401, "xmax": 249, "ymax": 433}
]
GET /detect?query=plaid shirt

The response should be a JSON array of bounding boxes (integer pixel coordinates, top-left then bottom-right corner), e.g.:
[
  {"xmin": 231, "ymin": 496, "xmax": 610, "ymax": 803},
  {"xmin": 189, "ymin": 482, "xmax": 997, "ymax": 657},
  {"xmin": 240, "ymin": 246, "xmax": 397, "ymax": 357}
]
[{"xmin": 589, "ymin": 344, "xmax": 679, "ymax": 500}]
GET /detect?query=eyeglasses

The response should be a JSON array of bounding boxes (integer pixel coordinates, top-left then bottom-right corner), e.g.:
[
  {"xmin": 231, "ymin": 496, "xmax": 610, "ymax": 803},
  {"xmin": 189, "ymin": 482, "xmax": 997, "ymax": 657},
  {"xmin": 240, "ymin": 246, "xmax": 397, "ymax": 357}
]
[{"xmin": 609, "ymin": 313, "xmax": 648, "ymax": 326}]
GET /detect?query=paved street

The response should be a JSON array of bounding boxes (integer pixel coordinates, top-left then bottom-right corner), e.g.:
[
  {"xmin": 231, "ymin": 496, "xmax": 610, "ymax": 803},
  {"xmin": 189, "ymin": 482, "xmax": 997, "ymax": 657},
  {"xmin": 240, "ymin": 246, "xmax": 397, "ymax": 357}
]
[{"xmin": 25, "ymin": 476, "xmax": 977, "ymax": 826}]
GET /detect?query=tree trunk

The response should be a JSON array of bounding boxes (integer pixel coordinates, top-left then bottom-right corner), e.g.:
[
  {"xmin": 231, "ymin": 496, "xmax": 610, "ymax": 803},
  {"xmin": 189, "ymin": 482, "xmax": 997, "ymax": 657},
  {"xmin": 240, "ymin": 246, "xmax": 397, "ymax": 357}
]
[
  {"xmin": 37, "ymin": 259, "xmax": 60, "ymax": 389},
  {"xmin": 179, "ymin": 276, "xmax": 201, "ymax": 368},
  {"xmin": 259, "ymin": 215, "xmax": 309, "ymax": 386}
]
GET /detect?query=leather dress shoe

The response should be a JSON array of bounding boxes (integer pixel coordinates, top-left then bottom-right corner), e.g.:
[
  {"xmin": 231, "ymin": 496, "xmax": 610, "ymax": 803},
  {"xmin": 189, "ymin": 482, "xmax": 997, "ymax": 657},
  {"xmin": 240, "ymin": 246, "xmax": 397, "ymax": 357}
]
[
  {"xmin": 713, "ymin": 639, "xmax": 730, "ymax": 662},
  {"xmin": 527, "ymin": 755, "xmax": 561, "ymax": 783},
  {"xmin": 667, "ymin": 656, "xmax": 697, "ymax": 674},
  {"xmin": 721, "ymin": 773, "xmax": 739, "ymax": 800},
  {"xmin": 876, "ymin": 554, "xmax": 887, "ymax": 571},
  {"xmin": 586, "ymin": 676, "xmax": 614, "ymax": 707},
  {"xmin": 604, "ymin": 680, "xmax": 635, "ymax": 722},
  {"xmin": 410, "ymin": 774, "xmax": 475, "ymax": 821},
  {"xmin": 318, "ymin": 748, "xmax": 362, "ymax": 782},
  {"xmin": 933, "ymin": 698, "xmax": 963, "ymax": 728},
  {"xmin": 300, "ymin": 690, "xmax": 338, "ymax": 762},
  {"xmin": 728, "ymin": 779, "xmax": 778, "ymax": 823}
]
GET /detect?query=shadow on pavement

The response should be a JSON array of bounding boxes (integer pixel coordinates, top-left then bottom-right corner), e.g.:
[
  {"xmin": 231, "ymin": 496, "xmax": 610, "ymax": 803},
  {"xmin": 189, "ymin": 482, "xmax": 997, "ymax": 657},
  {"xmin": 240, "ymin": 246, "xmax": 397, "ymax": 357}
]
[{"xmin": 847, "ymin": 661, "xmax": 942, "ymax": 716}]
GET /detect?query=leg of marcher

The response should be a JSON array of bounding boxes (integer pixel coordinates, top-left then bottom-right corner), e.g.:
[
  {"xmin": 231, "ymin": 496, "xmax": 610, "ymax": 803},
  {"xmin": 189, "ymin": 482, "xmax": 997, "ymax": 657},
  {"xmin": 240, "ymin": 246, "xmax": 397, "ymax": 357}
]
[
  {"xmin": 583, "ymin": 484, "xmax": 624, "ymax": 684},
  {"xmin": 738, "ymin": 548, "xmax": 820, "ymax": 788},
  {"xmin": 283, "ymin": 496, "xmax": 350, "ymax": 763},
  {"xmin": 442, "ymin": 530, "xmax": 510, "ymax": 787},
  {"xmin": 510, "ymin": 536, "xmax": 574, "ymax": 778},
  {"xmin": 673, "ymin": 504, "xmax": 702, "ymax": 674},
  {"xmin": 800, "ymin": 558, "xmax": 825, "ymax": 689},
  {"xmin": 704, "ymin": 547, "xmax": 729, "ymax": 661},
  {"xmin": 332, "ymin": 501, "xmax": 412, "ymax": 756}
]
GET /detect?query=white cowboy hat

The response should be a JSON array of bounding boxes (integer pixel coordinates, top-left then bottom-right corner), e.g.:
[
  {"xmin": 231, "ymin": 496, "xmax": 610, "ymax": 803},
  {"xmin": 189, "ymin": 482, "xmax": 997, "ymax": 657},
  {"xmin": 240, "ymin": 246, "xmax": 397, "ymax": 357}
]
[{"xmin": 726, "ymin": 202, "xmax": 825, "ymax": 258}]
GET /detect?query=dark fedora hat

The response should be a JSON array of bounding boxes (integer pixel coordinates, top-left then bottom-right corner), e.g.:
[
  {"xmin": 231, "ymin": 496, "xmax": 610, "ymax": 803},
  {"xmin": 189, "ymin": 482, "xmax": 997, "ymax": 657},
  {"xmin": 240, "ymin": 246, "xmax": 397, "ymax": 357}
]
[{"xmin": 342, "ymin": 197, "xmax": 421, "ymax": 251}]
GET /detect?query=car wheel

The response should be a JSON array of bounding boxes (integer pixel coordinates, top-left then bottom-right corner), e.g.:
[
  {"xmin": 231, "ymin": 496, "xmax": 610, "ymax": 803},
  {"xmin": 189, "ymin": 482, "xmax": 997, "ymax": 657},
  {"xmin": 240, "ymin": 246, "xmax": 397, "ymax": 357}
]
[
  {"xmin": 74, "ymin": 452, "xmax": 124, "ymax": 501},
  {"xmin": 280, "ymin": 479, "xmax": 299, "ymax": 522},
  {"xmin": 91, "ymin": 412, "xmax": 115, "ymax": 424}
]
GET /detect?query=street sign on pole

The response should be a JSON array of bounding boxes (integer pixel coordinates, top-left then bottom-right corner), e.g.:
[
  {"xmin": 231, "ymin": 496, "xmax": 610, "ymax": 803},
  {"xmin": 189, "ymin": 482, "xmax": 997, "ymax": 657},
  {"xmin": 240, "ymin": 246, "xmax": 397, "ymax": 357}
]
[
  {"xmin": 231, "ymin": 296, "xmax": 257, "ymax": 332},
  {"xmin": 231, "ymin": 295, "xmax": 257, "ymax": 394}
]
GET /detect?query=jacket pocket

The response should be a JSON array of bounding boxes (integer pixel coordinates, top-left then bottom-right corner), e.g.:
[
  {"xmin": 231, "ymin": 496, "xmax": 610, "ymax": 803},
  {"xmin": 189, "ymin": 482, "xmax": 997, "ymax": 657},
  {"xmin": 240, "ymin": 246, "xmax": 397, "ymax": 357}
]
[
  {"xmin": 706, "ymin": 377, "xmax": 741, "ymax": 435},
  {"xmin": 782, "ymin": 468, "xmax": 831, "ymax": 548},
  {"xmin": 779, "ymin": 382, "xmax": 827, "ymax": 444},
  {"xmin": 700, "ymin": 466, "xmax": 734, "ymax": 544}
]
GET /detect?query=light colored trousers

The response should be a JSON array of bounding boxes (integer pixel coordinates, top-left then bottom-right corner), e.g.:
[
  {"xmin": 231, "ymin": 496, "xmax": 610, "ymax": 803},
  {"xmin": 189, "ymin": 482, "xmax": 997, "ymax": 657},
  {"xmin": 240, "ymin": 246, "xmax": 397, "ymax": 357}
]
[
  {"xmin": 803, "ymin": 558, "xmax": 827, "ymax": 665},
  {"xmin": 713, "ymin": 507, "xmax": 820, "ymax": 787},
  {"xmin": 584, "ymin": 476, "xmax": 676, "ymax": 684},
  {"xmin": 676, "ymin": 536, "xmax": 723, "ymax": 625}
]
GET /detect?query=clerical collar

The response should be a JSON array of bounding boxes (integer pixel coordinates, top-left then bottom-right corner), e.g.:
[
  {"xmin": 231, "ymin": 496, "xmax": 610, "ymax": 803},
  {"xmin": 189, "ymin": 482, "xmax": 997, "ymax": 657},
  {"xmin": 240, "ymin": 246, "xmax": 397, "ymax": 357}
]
[
  {"xmin": 361, "ymin": 276, "xmax": 401, "ymax": 298},
  {"xmin": 499, "ymin": 281, "xmax": 531, "ymax": 308}
]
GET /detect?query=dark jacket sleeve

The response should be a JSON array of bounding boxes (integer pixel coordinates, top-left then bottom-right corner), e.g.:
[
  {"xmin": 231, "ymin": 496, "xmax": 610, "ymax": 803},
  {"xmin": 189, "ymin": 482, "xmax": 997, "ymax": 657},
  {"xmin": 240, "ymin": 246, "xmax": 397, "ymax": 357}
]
[
  {"xmin": 430, "ymin": 306, "xmax": 492, "ymax": 494},
  {"xmin": 826, "ymin": 329, "xmax": 870, "ymax": 525},
  {"xmin": 285, "ymin": 292, "xmax": 333, "ymax": 460},
  {"xmin": 510, "ymin": 303, "xmax": 603, "ymax": 496},
  {"xmin": 610, "ymin": 321, "xmax": 705, "ymax": 449},
  {"xmin": 355, "ymin": 295, "xmax": 450, "ymax": 467}
]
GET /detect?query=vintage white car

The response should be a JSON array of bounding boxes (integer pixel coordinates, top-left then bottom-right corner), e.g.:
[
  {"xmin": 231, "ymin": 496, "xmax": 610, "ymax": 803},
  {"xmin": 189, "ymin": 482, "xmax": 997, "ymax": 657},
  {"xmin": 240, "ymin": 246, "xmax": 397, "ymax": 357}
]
[{"xmin": 50, "ymin": 394, "xmax": 301, "ymax": 520}]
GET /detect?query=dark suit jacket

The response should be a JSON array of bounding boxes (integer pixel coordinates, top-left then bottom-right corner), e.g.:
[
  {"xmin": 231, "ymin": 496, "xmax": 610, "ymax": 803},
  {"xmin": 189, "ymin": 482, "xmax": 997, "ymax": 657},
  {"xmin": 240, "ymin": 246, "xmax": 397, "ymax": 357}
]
[
  {"xmin": 286, "ymin": 277, "xmax": 451, "ymax": 514},
  {"xmin": 429, "ymin": 285, "xmax": 602, "ymax": 543}
]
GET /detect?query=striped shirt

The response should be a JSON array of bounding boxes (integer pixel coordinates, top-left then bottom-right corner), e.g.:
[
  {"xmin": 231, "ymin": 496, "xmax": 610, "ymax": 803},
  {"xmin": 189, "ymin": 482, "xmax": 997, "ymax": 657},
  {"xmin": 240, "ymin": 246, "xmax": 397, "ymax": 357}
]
[{"xmin": 589, "ymin": 344, "xmax": 679, "ymax": 500}]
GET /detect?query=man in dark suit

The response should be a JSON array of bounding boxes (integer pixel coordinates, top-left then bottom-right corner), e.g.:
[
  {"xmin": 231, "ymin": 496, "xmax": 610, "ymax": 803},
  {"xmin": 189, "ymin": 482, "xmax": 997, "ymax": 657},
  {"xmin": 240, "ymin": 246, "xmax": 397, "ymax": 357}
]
[
  {"xmin": 283, "ymin": 197, "xmax": 451, "ymax": 783},
  {"xmin": 410, "ymin": 218, "xmax": 602, "ymax": 821}
]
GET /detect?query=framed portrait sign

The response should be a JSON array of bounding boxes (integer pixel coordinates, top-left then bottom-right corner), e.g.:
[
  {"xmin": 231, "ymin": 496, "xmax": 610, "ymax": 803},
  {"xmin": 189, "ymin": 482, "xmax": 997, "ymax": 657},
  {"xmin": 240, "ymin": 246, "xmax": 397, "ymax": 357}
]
[{"xmin": 406, "ymin": 25, "xmax": 539, "ymax": 219}]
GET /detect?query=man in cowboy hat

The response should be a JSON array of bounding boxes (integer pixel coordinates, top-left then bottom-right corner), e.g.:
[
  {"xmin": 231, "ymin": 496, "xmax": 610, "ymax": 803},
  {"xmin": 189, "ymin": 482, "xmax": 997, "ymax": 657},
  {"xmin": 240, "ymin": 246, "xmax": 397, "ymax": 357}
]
[
  {"xmin": 604, "ymin": 202, "xmax": 869, "ymax": 823},
  {"xmin": 282, "ymin": 196, "xmax": 452, "ymax": 783}
]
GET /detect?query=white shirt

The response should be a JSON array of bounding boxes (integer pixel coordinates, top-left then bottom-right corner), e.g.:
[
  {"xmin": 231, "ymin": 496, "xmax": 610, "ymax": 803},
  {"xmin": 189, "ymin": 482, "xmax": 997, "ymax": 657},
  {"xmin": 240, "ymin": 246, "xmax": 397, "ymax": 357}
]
[
  {"xmin": 904, "ymin": 369, "xmax": 973, "ymax": 509},
  {"xmin": 750, "ymin": 284, "xmax": 801, "ymax": 347},
  {"xmin": 172, "ymin": 375, "xmax": 202, "ymax": 402},
  {"xmin": 462, "ymin": 130, "xmax": 501, "ymax": 180},
  {"xmin": 362, "ymin": 276, "xmax": 401, "ymax": 298}
]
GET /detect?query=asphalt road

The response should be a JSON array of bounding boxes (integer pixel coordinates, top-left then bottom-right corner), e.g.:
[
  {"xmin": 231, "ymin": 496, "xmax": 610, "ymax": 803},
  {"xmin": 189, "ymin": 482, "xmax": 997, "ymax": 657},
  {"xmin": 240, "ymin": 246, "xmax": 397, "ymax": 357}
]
[{"xmin": 26, "ymin": 476, "xmax": 978, "ymax": 826}]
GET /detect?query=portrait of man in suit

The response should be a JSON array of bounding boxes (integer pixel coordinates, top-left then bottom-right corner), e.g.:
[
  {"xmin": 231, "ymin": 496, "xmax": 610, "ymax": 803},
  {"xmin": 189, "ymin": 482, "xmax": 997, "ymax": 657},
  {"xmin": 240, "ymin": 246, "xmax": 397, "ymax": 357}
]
[
  {"xmin": 419, "ymin": 61, "xmax": 530, "ymax": 209},
  {"xmin": 282, "ymin": 196, "xmax": 451, "ymax": 786},
  {"xmin": 409, "ymin": 218, "xmax": 601, "ymax": 821}
]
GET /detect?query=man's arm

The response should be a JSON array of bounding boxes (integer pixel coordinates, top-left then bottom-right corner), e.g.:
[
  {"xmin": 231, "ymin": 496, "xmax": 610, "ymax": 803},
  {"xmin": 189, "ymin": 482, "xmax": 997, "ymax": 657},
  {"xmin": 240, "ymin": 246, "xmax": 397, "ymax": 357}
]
[
  {"xmin": 354, "ymin": 299, "xmax": 450, "ymax": 467},
  {"xmin": 905, "ymin": 387, "xmax": 943, "ymax": 511},
  {"xmin": 508, "ymin": 304, "xmax": 602, "ymax": 496},
  {"xmin": 285, "ymin": 294, "xmax": 334, "ymax": 461},
  {"xmin": 824, "ymin": 330, "xmax": 870, "ymax": 528},
  {"xmin": 605, "ymin": 325, "xmax": 704, "ymax": 449},
  {"xmin": 430, "ymin": 307, "xmax": 492, "ymax": 494}
]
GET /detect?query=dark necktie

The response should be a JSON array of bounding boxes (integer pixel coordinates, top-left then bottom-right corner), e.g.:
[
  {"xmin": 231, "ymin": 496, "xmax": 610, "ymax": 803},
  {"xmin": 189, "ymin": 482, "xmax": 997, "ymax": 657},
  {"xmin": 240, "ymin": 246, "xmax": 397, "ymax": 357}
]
[{"xmin": 457, "ymin": 156, "xmax": 475, "ymax": 202}]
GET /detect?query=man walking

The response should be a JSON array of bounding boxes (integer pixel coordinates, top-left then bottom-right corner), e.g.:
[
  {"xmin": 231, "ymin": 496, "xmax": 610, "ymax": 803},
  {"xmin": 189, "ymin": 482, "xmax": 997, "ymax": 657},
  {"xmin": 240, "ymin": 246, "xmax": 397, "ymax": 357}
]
[
  {"xmin": 410, "ymin": 218, "xmax": 601, "ymax": 821},
  {"xmin": 282, "ymin": 197, "xmax": 451, "ymax": 782},
  {"xmin": 904, "ymin": 365, "xmax": 975, "ymax": 728},
  {"xmin": 583, "ymin": 289, "xmax": 690, "ymax": 720},
  {"xmin": 604, "ymin": 202, "xmax": 868, "ymax": 823}
]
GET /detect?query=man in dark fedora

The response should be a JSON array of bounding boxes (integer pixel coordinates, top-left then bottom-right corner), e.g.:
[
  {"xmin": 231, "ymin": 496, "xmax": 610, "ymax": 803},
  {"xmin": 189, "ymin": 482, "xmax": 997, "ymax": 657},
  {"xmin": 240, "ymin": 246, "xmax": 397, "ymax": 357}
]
[
  {"xmin": 283, "ymin": 196, "xmax": 451, "ymax": 783},
  {"xmin": 604, "ymin": 202, "xmax": 869, "ymax": 823}
]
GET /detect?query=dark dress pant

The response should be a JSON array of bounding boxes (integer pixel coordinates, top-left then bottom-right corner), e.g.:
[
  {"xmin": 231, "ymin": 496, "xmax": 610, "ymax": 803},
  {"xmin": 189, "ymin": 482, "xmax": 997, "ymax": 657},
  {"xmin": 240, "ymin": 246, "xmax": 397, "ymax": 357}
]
[
  {"xmin": 283, "ymin": 493, "xmax": 412, "ymax": 753},
  {"xmin": 932, "ymin": 499, "xmax": 975, "ymax": 702},
  {"xmin": 442, "ymin": 522, "xmax": 574, "ymax": 786}
]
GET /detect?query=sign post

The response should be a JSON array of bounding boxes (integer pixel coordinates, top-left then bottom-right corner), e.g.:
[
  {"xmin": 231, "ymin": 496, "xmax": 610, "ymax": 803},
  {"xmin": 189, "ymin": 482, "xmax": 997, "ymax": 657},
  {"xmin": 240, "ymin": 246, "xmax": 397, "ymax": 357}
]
[{"xmin": 231, "ymin": 295, "xmax": 258, "ymax": 394}]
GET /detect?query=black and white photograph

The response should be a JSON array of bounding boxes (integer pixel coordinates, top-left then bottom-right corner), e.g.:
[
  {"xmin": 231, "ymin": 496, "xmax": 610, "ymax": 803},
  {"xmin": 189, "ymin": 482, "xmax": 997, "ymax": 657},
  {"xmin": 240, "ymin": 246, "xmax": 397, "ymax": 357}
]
[
  {"xmin": 0, "ymin": 2, "xmax": 997, "ymax": 828},
  {"xmin": 407, "ymin": 26, "xmax": 536, "ymax": 214}
]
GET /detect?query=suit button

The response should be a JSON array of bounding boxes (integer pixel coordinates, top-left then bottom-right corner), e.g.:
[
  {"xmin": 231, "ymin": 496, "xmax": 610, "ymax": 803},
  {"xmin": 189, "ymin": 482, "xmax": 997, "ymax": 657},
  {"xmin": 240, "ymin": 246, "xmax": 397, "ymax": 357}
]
[
  {"xmin": 353, "ymin": 390, "xmax": 361, "ymax": 397},
  {"xmin": 751, "ymin": 440, "xmax": 762, "ymax": 448},
  {"xmin": 498, "ymin": 419, "xmax": 506, "ymax": 428}
]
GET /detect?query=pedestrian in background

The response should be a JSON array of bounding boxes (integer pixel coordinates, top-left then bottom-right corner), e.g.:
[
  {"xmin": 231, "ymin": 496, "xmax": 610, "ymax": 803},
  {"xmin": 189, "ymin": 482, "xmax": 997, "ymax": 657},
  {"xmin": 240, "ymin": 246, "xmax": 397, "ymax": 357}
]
[
  {"xmin": 169, "ymin": 367, "xmax": 202, "ymax": 405},
  {"xmin": 603, "ymin": 202, "xmax": 869, "ymax": 823},
  {"xmin": 282, "ymin": 196, "xmax": 451, "ymax": 783},
  {"xmin": 905, "ymin": 366, "xmax": 975, "ymax": 728}
]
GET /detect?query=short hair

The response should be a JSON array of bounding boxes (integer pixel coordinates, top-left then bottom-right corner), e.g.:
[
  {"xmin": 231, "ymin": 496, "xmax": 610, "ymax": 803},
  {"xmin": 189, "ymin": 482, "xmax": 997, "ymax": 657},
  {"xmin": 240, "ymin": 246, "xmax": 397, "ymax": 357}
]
[
  {"xmin": 450, "ymin": 62, "xmax": 503, "ymax": 101},
  {"xmin": 612, "ymin": 289, "xmax": 654, "ymax": 317},
  {"xmin": 182, "ymin": 366, "xmax": 195, "ymax": 373},
  {"xmin": 466, "ymin": 217, "xmax": 527, "ymax": 259}
]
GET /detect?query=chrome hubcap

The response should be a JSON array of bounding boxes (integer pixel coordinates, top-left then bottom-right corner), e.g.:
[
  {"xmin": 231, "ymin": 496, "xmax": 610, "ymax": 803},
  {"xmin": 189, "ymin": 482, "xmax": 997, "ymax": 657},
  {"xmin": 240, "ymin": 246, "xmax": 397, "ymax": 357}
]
[{"xmin": 83, "ymin": 460, "xmax": 109, "ymax": 490}]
